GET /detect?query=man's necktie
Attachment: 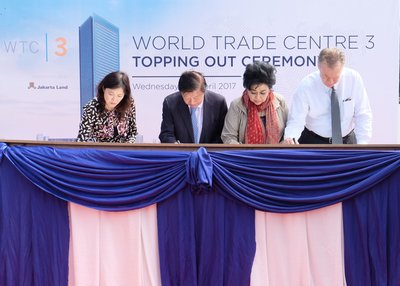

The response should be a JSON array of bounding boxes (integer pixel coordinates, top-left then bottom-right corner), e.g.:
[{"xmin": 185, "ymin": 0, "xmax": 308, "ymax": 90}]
[
  {"xmin": 331, "ymin": 87, "xmax": 343, "ymax": 144},
  {"xmin": 191, "ymin": 107, "xmax": 199, "ymax": 143}
]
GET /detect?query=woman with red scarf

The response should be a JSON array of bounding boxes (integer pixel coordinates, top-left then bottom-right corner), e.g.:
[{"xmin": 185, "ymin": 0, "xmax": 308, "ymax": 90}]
[{"xmin": 222, "ymin": 61, "xmax": 288, "ymax": 144}]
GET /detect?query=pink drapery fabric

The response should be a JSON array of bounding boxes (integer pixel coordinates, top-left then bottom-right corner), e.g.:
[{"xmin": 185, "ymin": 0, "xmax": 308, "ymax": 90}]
[
  {"xmin": 68, "ymin": 203, "xmax": 345, "ymax": 286},
  {"xmin": 251, "ymin": 203, "xmax": 345, "ymax": 286},
  {"xmin": 68, "ymin": 203, "xmax": 161, "ymax": 286}
]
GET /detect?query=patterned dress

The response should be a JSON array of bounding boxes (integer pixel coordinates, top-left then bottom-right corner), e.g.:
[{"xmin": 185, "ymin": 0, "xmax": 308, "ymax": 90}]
[{"xmin": 77, "ymin": 98, "xmax": 137, "ymax": 143}]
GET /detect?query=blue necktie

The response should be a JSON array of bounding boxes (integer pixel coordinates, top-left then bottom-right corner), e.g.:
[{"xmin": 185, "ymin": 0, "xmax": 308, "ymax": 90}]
[
  {"xmin": 331, "ymin": 87, "xmax": 343, "ymax": 144},
  {"xmin": 191, "ymin": 107, "xmax": 199, "ymax": 143}
]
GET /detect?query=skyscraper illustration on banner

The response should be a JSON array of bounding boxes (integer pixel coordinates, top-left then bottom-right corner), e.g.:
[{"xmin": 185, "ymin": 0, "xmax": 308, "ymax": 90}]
[{"xmin": 79, "ymin": 14, "xmax": 120, "ymax": 115}]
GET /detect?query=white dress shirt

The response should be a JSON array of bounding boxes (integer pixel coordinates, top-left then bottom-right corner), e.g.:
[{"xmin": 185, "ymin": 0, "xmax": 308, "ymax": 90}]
[{"xmin": 284, "ymin": 67, "xmax": 372, "ymax": 144}]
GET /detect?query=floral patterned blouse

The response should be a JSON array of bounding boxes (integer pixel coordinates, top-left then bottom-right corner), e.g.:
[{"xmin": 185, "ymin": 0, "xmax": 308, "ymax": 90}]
[{"xmin": 77, "ymin": 98, "xmax": 137, "ymax": 143}]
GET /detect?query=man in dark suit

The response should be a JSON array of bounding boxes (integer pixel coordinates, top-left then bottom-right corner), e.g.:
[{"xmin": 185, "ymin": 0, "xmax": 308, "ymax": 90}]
[{"xmin": 159, "ymin": 71, "xmax": 228, "ymax": 143}]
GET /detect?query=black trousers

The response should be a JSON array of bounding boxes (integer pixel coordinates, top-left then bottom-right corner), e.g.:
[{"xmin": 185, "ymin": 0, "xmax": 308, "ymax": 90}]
[{"xmin": 298, "ymin": 127, "xmax": 356, "ymax": 144}]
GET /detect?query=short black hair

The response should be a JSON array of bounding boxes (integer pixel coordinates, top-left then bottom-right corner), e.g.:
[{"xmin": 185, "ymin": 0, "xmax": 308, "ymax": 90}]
[
  {"xmin": 243, "ymin": 61, "xmax": 276, "ymax": 89},
  {"xmin": 178, "ymin": 71, "xmax": 207, "ymax": 93}
]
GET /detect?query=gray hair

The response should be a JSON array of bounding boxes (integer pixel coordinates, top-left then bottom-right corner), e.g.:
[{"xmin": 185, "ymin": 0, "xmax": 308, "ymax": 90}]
[{"xmin": 318, "ymin": 48, "xmax": 345, "ymax": 68}]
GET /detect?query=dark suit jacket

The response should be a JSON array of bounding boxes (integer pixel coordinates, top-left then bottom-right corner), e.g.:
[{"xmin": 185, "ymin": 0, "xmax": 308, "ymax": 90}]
[{"xmin": 159, "ymin": 90, "xmax": 228, "ymax": 143}]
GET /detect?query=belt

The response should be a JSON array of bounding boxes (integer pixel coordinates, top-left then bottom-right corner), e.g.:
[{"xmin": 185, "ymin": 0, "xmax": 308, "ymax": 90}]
[{"xmin": 306, "ymin": 128, "xmax": 353, "ymax": 144}]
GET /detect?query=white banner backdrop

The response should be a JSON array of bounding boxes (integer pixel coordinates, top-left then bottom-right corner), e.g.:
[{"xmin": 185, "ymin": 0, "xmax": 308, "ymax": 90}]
[{"xmin": 0, "ymin": 0, "xmax": 399, "ymax": 143}]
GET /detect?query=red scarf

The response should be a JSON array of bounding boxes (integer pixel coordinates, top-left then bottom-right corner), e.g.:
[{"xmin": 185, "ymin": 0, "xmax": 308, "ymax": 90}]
[{"xmin": 242, "ymin": 90, "xmax": 281, "ymax": 144}]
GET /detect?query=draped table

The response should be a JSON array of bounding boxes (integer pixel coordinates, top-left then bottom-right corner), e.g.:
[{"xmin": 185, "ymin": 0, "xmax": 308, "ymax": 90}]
[{"xmin": 1, "ymin": 140, "xmax": 399, "ymax": 286}]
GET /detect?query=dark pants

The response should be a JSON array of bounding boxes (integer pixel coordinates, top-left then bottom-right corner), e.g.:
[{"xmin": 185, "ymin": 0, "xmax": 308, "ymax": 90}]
[{"xmin": 298, "ymin": 127, "xmax": 356, "ymax": 144}]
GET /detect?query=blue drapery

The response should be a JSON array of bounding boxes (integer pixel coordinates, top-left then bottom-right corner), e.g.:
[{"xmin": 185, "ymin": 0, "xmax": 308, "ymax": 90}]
[
  {"xmin": 211, "ymin": 149, "xmax": 400, "ymax": 212},
  {"xmin": 1, "ymin": 142, "xmax": 400, "ymax": 285},
  {"xmin": 343, "ymin": 169, "xmax": 400, "ymax": 285},
  {"xmin": 157, "ymin": 188, "xmax": 256, "ymax": 286},
  {"xmin": 0, "ymin": 152, "xmax": 69, "ymax": 286}
]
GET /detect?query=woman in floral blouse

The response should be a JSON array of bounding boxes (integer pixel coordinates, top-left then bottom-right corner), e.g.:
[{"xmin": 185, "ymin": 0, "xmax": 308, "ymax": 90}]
[{"xmin": 77, "ymin": 71, "xmax": 138, "ymax": 143}]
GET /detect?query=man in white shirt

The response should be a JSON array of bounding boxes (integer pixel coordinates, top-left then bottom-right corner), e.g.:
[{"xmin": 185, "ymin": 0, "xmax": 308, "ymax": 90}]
[{"xmin": 284, "ymin": 48, "xmax": 372, "ymax": 144}]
